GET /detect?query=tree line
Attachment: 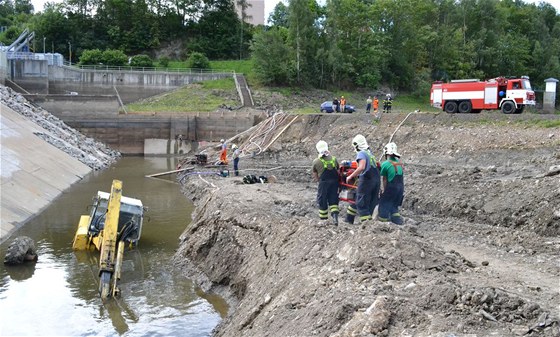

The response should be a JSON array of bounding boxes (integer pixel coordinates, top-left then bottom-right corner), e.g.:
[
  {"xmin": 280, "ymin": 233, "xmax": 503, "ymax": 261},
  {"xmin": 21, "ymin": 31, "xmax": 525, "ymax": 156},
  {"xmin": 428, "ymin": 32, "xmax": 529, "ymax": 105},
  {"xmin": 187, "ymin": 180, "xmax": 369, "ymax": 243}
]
[{"xmin": 1, "ymin": 0, "xmax": 559, "ymax": 93}]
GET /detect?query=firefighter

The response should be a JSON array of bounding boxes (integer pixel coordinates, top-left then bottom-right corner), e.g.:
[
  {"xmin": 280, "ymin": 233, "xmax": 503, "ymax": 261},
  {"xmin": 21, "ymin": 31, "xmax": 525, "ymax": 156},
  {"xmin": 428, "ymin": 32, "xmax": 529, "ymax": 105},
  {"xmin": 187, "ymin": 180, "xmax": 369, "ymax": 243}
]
[
  {"xmin": 345, "ymin": 134, "xmax": 380, "ymax": 224},
  {"xmin": 383, "ymin": 94, "xmax": 392, "ymax": 113},
  {"xmin": 378, "ymin": 142, "xmax": 404, "ymax": 225},
  {"xmin": 312, "ymin": 140, "xmax": 340, "ymax": 225},
  {"xmin": 366, "ymin": 96, "xmax": 372, "ymax": 113}
]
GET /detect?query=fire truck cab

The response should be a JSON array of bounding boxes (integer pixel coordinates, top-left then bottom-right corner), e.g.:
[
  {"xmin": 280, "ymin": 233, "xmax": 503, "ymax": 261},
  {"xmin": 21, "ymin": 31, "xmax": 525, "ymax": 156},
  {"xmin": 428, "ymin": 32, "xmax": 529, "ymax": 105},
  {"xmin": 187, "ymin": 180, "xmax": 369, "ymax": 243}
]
[{"xmin": 430, "ymin": 76, "xmax": 536, "ymax": 114}]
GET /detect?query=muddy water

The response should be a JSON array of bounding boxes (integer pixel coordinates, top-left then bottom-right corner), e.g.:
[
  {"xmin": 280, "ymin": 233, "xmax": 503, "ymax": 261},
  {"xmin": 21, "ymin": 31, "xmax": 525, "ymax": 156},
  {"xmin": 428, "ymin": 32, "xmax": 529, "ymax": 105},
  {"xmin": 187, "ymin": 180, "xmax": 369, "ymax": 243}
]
[{"xmin": 0, "ymin": 157, "xmax": 225, "ymax": 336}]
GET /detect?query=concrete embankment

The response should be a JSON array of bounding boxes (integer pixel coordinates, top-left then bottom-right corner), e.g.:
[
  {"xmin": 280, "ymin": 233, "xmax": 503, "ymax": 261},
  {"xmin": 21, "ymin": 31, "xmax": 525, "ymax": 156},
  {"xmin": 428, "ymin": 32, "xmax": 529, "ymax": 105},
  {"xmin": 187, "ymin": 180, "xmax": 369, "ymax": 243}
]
[{"xmin": 1, "ymin": 86, "xmax": 119, "ymax": 242}]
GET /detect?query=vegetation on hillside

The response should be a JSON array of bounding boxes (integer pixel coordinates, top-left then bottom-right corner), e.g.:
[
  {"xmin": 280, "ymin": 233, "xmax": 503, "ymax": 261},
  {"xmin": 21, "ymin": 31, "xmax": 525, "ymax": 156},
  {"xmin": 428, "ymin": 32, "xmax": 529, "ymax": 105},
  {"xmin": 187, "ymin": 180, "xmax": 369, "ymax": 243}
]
[{"xmin": 1, "ymin": 0, "xmax": 559, "ymax": 98}]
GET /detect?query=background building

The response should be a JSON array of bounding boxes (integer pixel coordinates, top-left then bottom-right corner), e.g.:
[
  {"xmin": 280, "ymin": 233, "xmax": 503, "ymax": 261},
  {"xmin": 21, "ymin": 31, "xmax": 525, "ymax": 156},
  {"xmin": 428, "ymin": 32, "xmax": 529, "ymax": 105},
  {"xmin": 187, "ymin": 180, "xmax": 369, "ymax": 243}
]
[{"xmin": 235, "ymin": 0, "xmax": 265, "ymax": 26}]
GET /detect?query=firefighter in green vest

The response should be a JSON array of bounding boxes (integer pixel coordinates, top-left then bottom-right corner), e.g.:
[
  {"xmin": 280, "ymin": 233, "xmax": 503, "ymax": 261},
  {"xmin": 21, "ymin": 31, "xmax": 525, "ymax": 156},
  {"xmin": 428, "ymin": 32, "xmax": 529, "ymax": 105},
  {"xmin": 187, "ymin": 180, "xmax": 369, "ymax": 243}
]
[
  {"xmin": 312, "ymin": 141, "xmax": 340, "ymax": 225},
  {"xmin": 378, "ymin": 142, "xmax": 404, "ymax": 224}
]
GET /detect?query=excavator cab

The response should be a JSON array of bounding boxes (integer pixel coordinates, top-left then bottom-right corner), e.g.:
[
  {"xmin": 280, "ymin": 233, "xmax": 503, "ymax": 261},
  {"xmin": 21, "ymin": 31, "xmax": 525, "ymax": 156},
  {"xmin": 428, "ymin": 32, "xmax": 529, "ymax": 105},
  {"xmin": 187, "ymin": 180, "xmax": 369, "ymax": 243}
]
[
  {"xmin": 72, "ymin": 180, "xmax": 144, "ymax": 300},
  {"xmin": 87, "ymin": 191, "xmax": 144, "ymax": 247}
]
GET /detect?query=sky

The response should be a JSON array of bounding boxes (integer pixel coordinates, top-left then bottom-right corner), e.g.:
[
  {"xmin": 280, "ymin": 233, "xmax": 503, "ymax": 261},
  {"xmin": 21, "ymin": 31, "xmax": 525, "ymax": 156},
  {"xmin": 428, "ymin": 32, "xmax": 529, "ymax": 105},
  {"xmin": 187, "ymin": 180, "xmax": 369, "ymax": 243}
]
[{"xmin": 31, "ymin": 0, "xmax": 560, "ymax": 20}]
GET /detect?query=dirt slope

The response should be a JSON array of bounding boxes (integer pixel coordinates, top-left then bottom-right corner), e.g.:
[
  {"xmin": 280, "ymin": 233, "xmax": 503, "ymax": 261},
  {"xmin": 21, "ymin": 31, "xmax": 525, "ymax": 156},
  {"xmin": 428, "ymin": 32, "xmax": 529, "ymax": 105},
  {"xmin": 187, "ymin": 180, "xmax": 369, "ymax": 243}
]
[{"xmin": 174, "ymin": 112, "xmax": 559, "ymax": 337}]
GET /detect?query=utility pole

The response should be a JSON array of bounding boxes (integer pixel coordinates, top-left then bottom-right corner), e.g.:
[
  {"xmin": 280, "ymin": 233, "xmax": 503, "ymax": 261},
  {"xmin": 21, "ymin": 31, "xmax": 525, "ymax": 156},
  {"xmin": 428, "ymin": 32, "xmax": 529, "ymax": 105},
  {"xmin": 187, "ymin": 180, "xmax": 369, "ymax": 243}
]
[
  {"xmin": 68, "ymin": 41, "xmax": 72, "ymax": 65},
  {"xmin": 43, "ymin": 36, "xmax": 46, "ymax": 54}
]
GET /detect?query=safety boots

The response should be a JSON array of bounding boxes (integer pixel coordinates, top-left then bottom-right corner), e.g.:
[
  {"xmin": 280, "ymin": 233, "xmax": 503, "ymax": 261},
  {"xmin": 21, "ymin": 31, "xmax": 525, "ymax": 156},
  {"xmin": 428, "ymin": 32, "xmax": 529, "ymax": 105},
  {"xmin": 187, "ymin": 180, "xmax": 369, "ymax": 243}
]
[{"xmin": 332, "ymin": 213, "xmax": 339, "ymax": 226}]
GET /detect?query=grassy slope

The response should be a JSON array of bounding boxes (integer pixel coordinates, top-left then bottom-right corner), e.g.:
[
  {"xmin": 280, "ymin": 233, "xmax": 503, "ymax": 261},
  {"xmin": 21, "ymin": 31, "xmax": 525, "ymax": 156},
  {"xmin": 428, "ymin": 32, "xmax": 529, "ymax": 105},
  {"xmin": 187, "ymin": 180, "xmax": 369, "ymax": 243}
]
[
  {"xmin": 126, "ymin": 78, "xmax": 238, "ymax": 113},
  {"xmin": 132, "ymin": 60, "xmax": 559, "ymax": 118}
]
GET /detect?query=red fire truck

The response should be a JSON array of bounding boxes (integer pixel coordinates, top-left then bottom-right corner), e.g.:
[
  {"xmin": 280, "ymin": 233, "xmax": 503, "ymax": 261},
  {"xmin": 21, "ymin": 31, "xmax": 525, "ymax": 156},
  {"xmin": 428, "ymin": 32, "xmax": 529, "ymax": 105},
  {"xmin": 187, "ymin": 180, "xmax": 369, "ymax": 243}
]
[{"xmin": 430, "ymin": 76, "xmax": 536, "ymax": 114}]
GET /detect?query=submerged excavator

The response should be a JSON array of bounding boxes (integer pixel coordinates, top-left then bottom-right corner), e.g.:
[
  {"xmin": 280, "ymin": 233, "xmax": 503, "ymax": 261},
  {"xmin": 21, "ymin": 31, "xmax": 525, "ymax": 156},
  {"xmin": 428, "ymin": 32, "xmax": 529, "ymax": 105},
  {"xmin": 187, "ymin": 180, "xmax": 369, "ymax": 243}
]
[{"xmin": 72, "ymin": 180, "xmax": 145, "ymax": 300}]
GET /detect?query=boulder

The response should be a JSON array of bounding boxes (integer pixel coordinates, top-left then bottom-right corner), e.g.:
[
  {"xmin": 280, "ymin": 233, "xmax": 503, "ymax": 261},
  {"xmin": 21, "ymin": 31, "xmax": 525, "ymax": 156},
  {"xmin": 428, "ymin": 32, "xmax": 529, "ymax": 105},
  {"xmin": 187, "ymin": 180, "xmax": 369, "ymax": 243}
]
[{"xmin": 3, "ymin": 236, "xmax": 38, "ymax": 265}]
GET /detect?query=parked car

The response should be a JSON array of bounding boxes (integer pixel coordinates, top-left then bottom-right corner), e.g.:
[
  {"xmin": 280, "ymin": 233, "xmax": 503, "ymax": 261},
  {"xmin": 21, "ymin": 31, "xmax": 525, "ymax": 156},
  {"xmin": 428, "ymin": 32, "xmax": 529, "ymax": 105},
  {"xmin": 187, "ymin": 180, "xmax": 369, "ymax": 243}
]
[{"xmin": 320, "ymin": 101, "xmax": 355, "ymax": 113}]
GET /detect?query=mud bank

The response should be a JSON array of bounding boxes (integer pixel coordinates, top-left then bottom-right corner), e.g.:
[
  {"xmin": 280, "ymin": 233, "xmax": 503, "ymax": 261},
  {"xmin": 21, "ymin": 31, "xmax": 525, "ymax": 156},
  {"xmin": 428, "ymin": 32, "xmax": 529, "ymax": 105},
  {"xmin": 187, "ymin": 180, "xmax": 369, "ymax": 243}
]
[{"xmin": 175, "ymin": 113, "xmax": 559, "ymax": 337}]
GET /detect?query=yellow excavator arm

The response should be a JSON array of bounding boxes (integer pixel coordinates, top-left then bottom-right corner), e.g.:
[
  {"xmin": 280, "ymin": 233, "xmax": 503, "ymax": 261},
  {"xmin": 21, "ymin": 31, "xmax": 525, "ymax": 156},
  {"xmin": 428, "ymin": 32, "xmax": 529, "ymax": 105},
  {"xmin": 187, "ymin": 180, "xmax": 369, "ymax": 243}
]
[{"xmin": 98, "ymin": 180, "xmax": 123, "ymax": 300}]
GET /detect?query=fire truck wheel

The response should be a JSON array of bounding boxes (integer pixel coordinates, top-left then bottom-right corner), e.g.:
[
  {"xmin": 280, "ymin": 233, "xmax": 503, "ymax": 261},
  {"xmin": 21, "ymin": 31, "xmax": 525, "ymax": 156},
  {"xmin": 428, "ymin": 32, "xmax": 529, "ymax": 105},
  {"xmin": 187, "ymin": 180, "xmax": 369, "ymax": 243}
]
[
  {"xmin": 501, "ymin": 101, "xmax": 516, "ymax": 114},
  {"xmin": 458, "ymin": 101, "xmax": 472, "ymax": 113},
  {"xmin": 444, "ymin": 101, "xmax": 458, "ymax": 113}
]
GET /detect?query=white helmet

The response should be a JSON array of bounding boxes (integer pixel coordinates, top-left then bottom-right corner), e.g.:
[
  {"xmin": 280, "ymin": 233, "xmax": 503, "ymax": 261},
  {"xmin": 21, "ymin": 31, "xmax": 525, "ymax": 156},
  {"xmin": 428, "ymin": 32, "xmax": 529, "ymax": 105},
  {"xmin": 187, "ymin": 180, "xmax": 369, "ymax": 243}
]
[
  {"xmin": 386, "ymin": 93, "xmax": 391, "ymax": 98},
  {"xmin": 220, "ymin": 139, "xmax": 225, "ymax": 143},
  {"xmin": 383, "ymin": 142, "xmax": 400, "ymax": 157},
  {"xmin": 316, "ymin": 140, "xmax": 329, "ymax": 156},
  {"xmin": 232, "ymin": 144, "xmax": 238, "ymax": 149},
  {"xmin": 352, "ymin": 134, "xmax": 368, "ymax": 152}
]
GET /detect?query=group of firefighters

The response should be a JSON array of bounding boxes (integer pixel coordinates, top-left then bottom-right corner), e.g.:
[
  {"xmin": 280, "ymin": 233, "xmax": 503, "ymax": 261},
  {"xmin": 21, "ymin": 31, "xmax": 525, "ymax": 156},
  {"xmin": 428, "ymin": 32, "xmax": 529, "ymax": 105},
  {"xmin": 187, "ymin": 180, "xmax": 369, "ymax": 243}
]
[
  {"xmin": 216, "ymin": 99, "xmax": 403, "ymax": 227},
  {"xmin": 312, "ymin": 136, "xmax": 404, "ymax": 226}
]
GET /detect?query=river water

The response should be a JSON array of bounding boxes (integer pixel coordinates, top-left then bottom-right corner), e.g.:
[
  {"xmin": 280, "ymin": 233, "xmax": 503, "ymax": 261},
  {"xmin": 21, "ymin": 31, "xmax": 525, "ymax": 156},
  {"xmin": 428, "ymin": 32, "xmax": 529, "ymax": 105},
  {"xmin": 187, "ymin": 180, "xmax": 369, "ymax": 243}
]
[{"xmin": 0, "ymin": 157, "xmax": 225, "ymax": 336}]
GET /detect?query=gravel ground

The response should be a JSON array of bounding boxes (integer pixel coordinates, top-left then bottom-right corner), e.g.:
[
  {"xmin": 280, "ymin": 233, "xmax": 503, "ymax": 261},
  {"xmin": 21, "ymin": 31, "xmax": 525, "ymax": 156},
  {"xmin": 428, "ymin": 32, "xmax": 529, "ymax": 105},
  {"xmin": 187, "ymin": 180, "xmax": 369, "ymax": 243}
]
[{"xmin": 175, "ymin": 111, "xmax": 560, "ymax": 337}]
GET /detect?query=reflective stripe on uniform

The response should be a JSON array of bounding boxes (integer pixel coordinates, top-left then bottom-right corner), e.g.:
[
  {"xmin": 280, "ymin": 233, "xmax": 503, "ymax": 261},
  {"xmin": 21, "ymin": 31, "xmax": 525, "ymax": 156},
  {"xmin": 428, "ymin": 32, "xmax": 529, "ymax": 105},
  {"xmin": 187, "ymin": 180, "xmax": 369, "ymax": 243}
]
[
  {"xmin": 319, "ymin": 156, "xmax": 337, "ymax": 170},
  {"xmin": 360, "ymin": 215, "xmax": 372, "ymax": 221},
  {"xmin": 347, "ymin": 206, "xmax": 357, "ymax": 215},
  {"xmin": 329, "ymin": 205, "xmax": 339, "ymax": 213}
]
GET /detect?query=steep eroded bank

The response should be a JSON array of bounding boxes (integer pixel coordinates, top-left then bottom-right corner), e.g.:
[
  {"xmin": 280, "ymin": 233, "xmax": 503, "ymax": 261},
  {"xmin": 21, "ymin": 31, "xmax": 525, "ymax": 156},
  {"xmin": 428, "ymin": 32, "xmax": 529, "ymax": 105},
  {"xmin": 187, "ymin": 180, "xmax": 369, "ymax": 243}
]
[{"xmin": 175, "ymin": 113, "xmax": 559, "ymax": 336}]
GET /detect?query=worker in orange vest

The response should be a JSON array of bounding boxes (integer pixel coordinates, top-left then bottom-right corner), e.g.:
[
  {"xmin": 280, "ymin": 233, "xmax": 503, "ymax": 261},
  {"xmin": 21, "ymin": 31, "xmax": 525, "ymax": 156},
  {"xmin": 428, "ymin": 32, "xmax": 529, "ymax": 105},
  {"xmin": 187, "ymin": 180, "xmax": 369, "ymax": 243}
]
[
  {"xmin": 373, "ymin": 96, "xmax": 380, "ymax": 121},
  {"xmin": 340, "ymin": 96, "xmax": 346, "ymax": 113},
  {"xmin": 218, "ymin": 139, "xmax": 228, "ymax": 165}
]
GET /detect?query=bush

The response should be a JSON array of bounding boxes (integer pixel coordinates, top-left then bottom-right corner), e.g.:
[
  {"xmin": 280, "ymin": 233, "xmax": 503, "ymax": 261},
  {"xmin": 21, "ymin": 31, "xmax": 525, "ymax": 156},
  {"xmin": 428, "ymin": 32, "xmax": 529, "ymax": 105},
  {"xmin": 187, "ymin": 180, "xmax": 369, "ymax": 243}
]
[
  {"xmin": 130, "ymin": 54, "xmax": 153, "ymax": 67},
  {"xmin": 158, "ymin": 56, "xmax": 170, "ymax": 68},
  {"xmin": 101, "ymin": 49, "xmax": 128, "ymax": 66},
  {"xmin": 186, "ymin": 52, "xmax": 210, "ymax": 69},
  {"xmin": 79, "ymin": 49, "xmax": 103, "ymax": 65}
]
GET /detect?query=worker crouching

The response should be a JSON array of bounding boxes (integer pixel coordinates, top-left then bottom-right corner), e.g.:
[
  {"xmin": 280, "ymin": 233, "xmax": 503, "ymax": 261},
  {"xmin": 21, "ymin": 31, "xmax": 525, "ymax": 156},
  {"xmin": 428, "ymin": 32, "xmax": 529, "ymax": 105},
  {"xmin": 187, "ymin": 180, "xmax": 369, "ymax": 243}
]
[
  {"xmin": 378, "ymin": 142, "xmax": 404, "ymax": 225},
  {"xmin": 345, "ymin": 135, "xmax": 380, "ymax": 224},
  {"xmin": 312, "ymin": 141, "xmax": 340, "ymax": 225}
]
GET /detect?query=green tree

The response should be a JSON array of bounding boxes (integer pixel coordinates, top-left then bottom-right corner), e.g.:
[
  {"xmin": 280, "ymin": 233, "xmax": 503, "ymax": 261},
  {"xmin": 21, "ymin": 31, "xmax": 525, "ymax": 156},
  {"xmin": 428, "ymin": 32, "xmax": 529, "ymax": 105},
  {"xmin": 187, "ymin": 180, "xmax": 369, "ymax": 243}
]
[
  {"xmin": 130, "ymin": 54, "xmax": 153, "ymax": 67},
  {"xmin": 251, "ymin": 27, "xmax": 291, "ymax": 85},
  {"xmin": 186, "ymin": 52, "xmax": 210, "ymax": 69},
  {"xmin": 79, "ymin": 49, "xmax": 103, "ymax": 65},
  {"xmin": 30, "ymin": 3, "xmax": 71, "ymax": 54},
  {"xmin": 288, "ymin": 0, "xmax": 319, "ymax": 85},
  {"xmin": 268, "ymin": 2, "xmax": 289, "ymax": 27},
  {"xmin": 188, "ymin": 0, "xmax": 244, "ymax": 59},
  {"xmin": 14, "ymin": 0, "xmax": 33, "ymax": 14},
  {"xmin": 101, "ymin": 49, "xmax": 128, "ymax": 66},
  {"xmin": 237, "ymin": 0, "xmax": 252, "ymax": 59}
]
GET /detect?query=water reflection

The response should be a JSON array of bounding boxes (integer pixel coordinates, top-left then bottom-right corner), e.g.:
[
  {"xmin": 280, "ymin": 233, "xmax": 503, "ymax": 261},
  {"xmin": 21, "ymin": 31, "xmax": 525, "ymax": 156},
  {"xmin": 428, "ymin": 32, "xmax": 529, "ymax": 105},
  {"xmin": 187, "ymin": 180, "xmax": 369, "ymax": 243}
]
[{"xmin": 0, "ymin": 157, "xmax": 222, "ymax": 336}]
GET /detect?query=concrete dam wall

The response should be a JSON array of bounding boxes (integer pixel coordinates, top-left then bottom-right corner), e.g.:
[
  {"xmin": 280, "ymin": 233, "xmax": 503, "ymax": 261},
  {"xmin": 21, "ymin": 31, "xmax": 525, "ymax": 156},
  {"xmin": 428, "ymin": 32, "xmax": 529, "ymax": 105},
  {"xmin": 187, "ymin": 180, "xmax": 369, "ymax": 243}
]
[{"xmin": 62, "ymin": 112, "xmax": 265, "ymax": 155}]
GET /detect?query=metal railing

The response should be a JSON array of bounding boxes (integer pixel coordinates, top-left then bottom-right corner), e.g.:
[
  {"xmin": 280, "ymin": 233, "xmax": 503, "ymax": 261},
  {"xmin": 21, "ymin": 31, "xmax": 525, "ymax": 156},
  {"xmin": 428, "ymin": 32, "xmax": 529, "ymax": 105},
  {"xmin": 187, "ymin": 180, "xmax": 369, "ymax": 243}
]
[
  {"xmin": 63, "ymin": 62, "xmax": 235, "ymax": 75},
  {"xmin": 5, "ymin": 52, "xmax": 43, "ymax": 60}
]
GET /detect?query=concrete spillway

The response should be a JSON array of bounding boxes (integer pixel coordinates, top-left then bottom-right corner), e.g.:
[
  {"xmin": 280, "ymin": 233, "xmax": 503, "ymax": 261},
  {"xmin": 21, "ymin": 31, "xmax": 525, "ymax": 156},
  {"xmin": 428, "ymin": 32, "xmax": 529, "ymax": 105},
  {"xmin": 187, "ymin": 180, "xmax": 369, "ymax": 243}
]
[{"xmin": 0, "ymin": 104, "xmax": 91, "ymax": 242}]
